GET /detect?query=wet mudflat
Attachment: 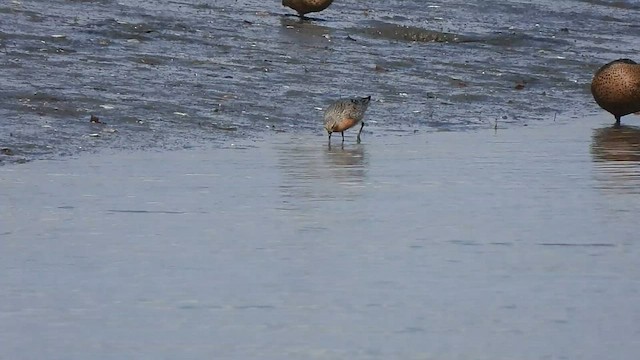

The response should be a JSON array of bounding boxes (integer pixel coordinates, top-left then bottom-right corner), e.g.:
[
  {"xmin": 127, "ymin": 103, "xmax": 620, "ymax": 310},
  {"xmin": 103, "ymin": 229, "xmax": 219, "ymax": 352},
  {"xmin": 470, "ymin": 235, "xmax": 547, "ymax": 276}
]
[
  {"xmin": 1, "ymin": 0, "xmax": 640, "ymax": 163},
  {"xmin": 2, "ymin": 115, "xmax": 640, "ymax": 359}
]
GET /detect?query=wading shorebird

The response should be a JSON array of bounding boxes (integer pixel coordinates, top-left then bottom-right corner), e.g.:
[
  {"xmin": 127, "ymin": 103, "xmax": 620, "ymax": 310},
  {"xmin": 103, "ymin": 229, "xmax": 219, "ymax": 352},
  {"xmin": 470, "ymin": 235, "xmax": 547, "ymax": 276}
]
[
  {"xmin": 324, "ymin": 95, "xmax": 371, "ymax": 144},
  {"xmin": 282, "ymin": 0, "xmax": 334, "ymax": 19},
  {"xmin": 591, "ymin": 59, "xmax": 640, "ymax": 127}
]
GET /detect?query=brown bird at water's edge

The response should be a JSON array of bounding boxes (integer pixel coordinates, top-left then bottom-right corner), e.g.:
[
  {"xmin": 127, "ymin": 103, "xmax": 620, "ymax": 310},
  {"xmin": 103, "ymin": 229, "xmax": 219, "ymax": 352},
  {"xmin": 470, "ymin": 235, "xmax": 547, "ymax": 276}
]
[
  {"xmin": 324, "ymin": 96, "xmax": 371, "ymax": 145},
  {"xmin": 591, "ymin": 59, "xmax": 640, "ymax": 127},
  {"xmin": 282, "ymin": 0, "xmax": 334, "ymax": 18}
]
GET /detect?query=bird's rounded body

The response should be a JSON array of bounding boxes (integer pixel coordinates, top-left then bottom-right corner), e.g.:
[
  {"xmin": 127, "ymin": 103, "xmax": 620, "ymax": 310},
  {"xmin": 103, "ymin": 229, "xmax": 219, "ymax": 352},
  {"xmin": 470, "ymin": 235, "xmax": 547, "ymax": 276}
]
[
  {"xmin": 591, "ymin": 59, "xmax": 640, "ymax": 126},
  {"xmin": 282, "ymin": 0, "xmax": 334, "ymax": 17},
  {"xmin": 324, "ymin": 96, "xmax": 371, "ymax": 144}
]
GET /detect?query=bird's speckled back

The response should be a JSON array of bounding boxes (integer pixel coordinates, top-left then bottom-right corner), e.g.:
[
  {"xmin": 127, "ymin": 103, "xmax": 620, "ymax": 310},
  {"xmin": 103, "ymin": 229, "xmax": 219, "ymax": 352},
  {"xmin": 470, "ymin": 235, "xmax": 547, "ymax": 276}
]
[
  {"xmin": 323, "ymin": 96, "xmax": 371, "ymax": 130},
  {"xmin": 591, "ymin": 59, "xmax": 640, "ymax": 119}
]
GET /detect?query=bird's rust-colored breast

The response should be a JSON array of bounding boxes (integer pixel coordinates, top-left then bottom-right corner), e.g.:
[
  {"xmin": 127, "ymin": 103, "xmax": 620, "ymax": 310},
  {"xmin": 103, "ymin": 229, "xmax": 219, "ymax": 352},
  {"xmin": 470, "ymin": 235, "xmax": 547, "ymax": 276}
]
[
  {"xmin": 282, "ymin": 0, "xmax": 334, "ymax": 15},
  {"xmin": 330, "ymin": 118, "xmax": 359, "ymax": 132}
]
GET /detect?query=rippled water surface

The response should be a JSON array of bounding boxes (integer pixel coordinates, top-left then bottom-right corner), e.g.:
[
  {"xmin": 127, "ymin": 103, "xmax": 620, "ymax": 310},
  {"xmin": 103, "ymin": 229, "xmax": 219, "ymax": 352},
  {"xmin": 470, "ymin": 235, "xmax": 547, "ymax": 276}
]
[
  {"xmin": 1, "ymin": 0, "xmax": 640, "ymax": 162},
  {"xmin": 2, "ymin": 115, "xmax": 640, "ymax": 359}
]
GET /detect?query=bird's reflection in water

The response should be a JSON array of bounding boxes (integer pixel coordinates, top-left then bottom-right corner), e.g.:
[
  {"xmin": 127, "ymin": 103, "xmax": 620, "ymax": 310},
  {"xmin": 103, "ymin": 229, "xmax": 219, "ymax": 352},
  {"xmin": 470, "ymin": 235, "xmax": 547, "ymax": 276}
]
[
  {"xmin": 324, "ymin": 143, "xmax": 367, "ymax": 184},
  {"xmin": 277, "ymin": 143, "xmax": 368, "ymax": 211},
  {"xmin": 591, "ymin": 125, "xmax": 640, "ymax": 193}
]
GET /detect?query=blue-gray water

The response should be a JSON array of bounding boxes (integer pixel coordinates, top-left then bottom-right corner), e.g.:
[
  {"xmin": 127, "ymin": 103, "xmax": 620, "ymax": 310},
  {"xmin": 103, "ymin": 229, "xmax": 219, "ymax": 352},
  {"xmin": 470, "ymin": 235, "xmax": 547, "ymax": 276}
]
[
  {"xmin": 2, "ymin": 0, "xmax": 640, "ymax": 359},
  {"xmin": 2, "ymin": 115, "xmax": 640, "ymax": 359}
]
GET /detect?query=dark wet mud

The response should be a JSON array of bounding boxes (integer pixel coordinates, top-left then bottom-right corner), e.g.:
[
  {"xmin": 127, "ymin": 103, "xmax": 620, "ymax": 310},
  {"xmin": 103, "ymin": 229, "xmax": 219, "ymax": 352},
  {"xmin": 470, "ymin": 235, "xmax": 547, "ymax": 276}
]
[
  {"xmin": 355, "ymin": 22, "xmax": 466, "ymax": 43},
  {"xmin": 1, "ymin": 0, "xmax": 639, "ymax": 163}
]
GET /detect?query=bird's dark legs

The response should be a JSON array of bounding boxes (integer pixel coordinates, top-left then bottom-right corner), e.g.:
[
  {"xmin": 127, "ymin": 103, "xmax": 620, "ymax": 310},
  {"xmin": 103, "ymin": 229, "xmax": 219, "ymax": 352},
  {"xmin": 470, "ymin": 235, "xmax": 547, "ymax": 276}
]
[
  {"xmin": 328, "ymin": 131, "xmax": 332, "ymax": 145},
  {"xmin": 357, "ymin": 122, "xmax": 365, "ymax": 144},
  {"xmin": 297, "ymin": 13, "xmax": 323, "ymax": 21},
  {"xmin": 341, "ymin": 132, "xmax": 345, "ymax": 143},
  {"xmin": 614, "ymin": 116, "xmax": 621, "ymax": 128}
]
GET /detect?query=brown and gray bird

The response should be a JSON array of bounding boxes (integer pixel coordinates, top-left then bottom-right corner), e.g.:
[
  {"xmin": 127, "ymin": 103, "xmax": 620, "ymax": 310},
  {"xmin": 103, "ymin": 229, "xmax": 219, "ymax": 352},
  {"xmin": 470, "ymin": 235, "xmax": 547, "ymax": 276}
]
[
  {"xmin": 591, "ymin": 59, "xmax": 640, "ymax": 127},
  {"xmin": 323, "ymin": 96, "xmax": 371, "ymax": 144},
  {"xmin": 282, "ymin": 0, "xmax": 334, "ymax": 18}
]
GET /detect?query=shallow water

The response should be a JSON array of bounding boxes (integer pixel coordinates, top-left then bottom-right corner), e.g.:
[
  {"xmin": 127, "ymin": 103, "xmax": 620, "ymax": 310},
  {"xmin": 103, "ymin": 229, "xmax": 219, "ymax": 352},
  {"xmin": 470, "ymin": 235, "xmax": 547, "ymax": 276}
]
[
  {"xmin": 2, "ymin": 115, "xmax": 640, "ymax": 359},
  {"xmin": 1, "ymin": 0, "xmax": 640, "ymax": 163}
]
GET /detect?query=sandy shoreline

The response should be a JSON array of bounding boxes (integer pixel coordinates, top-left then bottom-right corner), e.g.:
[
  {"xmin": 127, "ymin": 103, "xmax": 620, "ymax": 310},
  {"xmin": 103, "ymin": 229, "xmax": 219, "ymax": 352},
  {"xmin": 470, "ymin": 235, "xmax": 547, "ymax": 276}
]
[{"xmin": 2, "ymin": 115, "xmax": 640, "ymax": 359}]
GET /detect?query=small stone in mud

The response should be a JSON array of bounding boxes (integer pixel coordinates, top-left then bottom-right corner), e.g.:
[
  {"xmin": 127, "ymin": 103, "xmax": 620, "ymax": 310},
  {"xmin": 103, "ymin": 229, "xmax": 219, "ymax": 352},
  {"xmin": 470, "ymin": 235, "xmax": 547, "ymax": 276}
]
[
  {"xmin": 1, "ymin": 148, "xmax": 14, "ymax": 156},
  {"xmin": 88, "ymin": 133, "xmax": 100, "ymax": 137},
  {"xmin": 346, "ymin": 35, "xmax": 357, "ymax": 41},
  {"xmin": 560, "ymin": 27, "xmax": 569, "ymax": 32},
  {"xmin": 90, "ymin": 114, "xmax": 104, "ymax": 124},
  {"xmin": 374, "ymin": 64, "xmax": 387, "ymax": 72},
  {"xmin": 514, "ymin": 81, "xmax": 526, "ymax": 90}
]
